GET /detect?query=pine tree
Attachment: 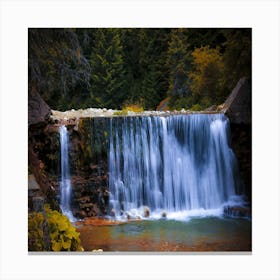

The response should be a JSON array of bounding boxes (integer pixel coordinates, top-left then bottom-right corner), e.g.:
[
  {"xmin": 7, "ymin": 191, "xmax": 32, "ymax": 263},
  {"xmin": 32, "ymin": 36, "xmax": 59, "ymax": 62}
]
[
  {"xmin": 166, "ymin": 29, "xmax": 193, "ymax": 108},
  {"xmin": 90, "ymin": 29, "xmax": 126, "ymax": 109},
  {"xmin": 138, "ymin": 29, "xmax": 170, "ymax": 109},
  {"xmin": 222, "ymin": 29, "xmax": 252, "ymax": 91}
]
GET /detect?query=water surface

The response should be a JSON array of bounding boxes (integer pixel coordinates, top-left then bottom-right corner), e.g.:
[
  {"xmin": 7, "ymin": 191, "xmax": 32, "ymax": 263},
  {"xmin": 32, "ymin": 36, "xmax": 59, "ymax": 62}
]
[{"xmin": 77, "ymin": 217, "xmax": 251, "ymax": 252}]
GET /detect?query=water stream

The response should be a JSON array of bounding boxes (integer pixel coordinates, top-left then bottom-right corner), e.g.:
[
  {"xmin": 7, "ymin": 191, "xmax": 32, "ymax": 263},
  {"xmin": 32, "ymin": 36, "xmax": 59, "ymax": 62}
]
[{"xmin": 59, "ymin": 125, "xmax": 76, "ymax": 222}]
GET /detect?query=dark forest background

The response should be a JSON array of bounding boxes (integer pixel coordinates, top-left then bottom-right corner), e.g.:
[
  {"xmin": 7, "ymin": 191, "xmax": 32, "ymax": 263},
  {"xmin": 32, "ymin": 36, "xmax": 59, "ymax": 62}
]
[{"xmin": 28, "ymin": 28, "xmax": 251, "ymax": 111}]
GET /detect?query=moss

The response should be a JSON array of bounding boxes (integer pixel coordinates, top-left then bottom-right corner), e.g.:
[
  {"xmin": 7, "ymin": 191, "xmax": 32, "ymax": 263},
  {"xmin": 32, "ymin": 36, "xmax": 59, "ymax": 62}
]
[{"xmin": 113, "ymin": 110, "xmax": 127, "ymax": 116}]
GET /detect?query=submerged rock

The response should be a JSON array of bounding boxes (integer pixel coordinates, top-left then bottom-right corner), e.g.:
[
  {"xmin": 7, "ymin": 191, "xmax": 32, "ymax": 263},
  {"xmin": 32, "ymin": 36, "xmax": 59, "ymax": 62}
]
[
  {"xmin": 161, "ymin": 211, "xmax": 167, "ymax": 218},
  {"xmin": 223, "ymin": 206, "xmax": 251, "ymax": 219},
  {"xmin": 143, "ymin": 206, "xmax": 150, "ymax": 218}
]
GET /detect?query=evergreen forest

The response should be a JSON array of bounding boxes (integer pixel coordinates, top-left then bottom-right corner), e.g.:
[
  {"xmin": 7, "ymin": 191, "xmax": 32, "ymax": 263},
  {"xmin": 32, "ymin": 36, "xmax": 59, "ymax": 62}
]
[{"xmin": 28, "ymin": 28, "xmax": 251, "ymax": 111}]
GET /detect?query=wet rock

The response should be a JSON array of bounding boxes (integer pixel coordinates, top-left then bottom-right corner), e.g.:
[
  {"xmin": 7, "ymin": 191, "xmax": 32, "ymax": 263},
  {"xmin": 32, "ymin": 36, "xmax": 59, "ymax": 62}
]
[
  {"xmin": 69, "ymin": 174, "xmax": 110, "ymax": 218},
  {"xmin": 223, "ymin": 206, "xmax": 251, "ymax": 219},
  {"xmin": 77, "ymin": 196, "xmax": 91, "ymax": 204},
  {"xmin": 110, "ymin": 208, "xmax": 116, "ymax": 217},
  {"xmin": 80, "ymin": 203, "xmax": 94, "ymax": 209},
  {"xmin": 143, "ymin": 206, "xmax": 150, "ymax": 218},
  {"xmin": 46, "ymin": 185, "xmax": 60, "ymax": 211},
  {"xmin": 161, "ymin": 211, "xmax": 167, "ymax": 218}
]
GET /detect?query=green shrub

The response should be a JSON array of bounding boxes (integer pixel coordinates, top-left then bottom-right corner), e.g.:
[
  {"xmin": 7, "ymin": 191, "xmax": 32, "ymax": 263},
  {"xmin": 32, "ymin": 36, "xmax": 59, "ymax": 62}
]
[{"xmin": 190, "ymin": 104, "xmax": 202, "ymax": 111}]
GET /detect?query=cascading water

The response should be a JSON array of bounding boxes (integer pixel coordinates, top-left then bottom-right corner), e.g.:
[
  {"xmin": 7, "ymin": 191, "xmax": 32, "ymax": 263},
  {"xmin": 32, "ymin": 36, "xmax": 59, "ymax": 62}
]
[
  {"xmin": 108, "ymin": 114, "xmax": 244, "ymax": 220},
  {"xmin": 59, "ymin": 125, "xmax": 75, "ymax": 222}
]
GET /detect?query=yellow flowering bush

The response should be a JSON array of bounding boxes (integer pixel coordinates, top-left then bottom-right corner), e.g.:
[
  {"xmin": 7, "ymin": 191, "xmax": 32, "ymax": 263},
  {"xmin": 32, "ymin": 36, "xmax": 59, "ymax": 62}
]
[{"xmin": 28, "ymin": 205, "xmax": 83, "ymax": 252}]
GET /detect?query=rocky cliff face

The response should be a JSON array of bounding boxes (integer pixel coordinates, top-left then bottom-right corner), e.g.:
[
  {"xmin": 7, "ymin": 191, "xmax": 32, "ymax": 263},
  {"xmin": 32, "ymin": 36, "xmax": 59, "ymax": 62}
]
[
  {"xmin": 222, "ymin": 77, "xmax": 251, "ymax": 125},
  {"xmin": 230, "ymin": 123, "xmax": 251, "ymax": 203},
  {"xmin": 65, "ymin": 118, "xmax": 111, "ymax": 218},
  {"xmin": 223, "ymin": 77, "xmax": 252, "ymax": 204},
  {"xmin": 28, "ymin": 88, "xmax": 59, "ymax": 212},
  {"xmin": 28, "ymin": 88, "xmax": 51, "ymax": 127},
  {"xmin": 28, "ymin": 114, "xmax": 111, "ymax": 218}
]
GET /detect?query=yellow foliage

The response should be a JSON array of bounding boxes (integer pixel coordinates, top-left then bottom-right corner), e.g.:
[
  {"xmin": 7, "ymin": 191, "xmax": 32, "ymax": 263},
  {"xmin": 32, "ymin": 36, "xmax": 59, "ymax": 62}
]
[
  {"xmin": 189, "ymin": 46, "xmax": 224, "ymax": 102},
  {"xmin": 114, "ymin": 103, "xmax": 144, "ymax": 115},
  {"xmin": 123, "ymin": 104, "xmax": 144, "ymax": 113},
  {"xmin": 45, "ymin": 204, "xmax": 83, "ymax": 252},
  {"xmin": 28, "ymin": 205, "xmax": 83, "ymax": 252},
  {"xmin": 28, "ymin": 212, "xmax": 46, "ymax": 251},
  {"xmin": 191, "ymin": 46, "xmax": 223, "ymax": 70}
]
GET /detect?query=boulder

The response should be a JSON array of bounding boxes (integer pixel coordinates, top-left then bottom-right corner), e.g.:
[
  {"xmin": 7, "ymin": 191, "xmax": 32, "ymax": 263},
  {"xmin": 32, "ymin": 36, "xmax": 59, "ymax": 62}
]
[
  {"xmin": 204, "ymin": 105, "xmax": 217, "ymax": 112},
  {"xmin": 222, "ymin": 77, "xmax": 251, "ymax": 124},
  {"xmin": 28, "ymin": 88, "xmax": 51, "ymax": 126},
  {"xmin": 32, "ymin": 196, "xmax": 45, "ymax": 212},
  {"xmin": 142, "ymin": 206, "xmax": 150, "ymax": 218},
  {"xmin": 28, "ymin": 174, "xmax": 45, "ymax": 211},
  {"xmin": 28, "ymin": 174, "xmax": 40, "ymax": 191},
  {"xmin": 223, "ymin": 206, "xmax": 251, "ymax": 219},
  {"xmin": 161, "ymin": 211, "xmax": 167, "ymax": 218}
]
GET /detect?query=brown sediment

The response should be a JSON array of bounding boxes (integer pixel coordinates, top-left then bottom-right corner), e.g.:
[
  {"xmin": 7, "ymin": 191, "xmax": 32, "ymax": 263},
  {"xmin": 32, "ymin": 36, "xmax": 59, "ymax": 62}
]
[
  {"xmin": 75, "ymin": 217, "xmax": 143, "ymax": 227},
  {"xmin": 76, "ymin": 223, "xmax": 251, "ymax": 252},
  {"xmin": 75, "ymin": 217, "xmax": 126, "ymax": 227}
]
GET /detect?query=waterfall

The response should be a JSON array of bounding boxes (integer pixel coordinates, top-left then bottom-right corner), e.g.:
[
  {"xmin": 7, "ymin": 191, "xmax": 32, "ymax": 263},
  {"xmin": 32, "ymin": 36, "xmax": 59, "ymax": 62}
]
[
  {"xmin": 108, "ymin": 114, "xmax": 244, "ymax": 220},
  {"xmin": 59, "ymin": 125, "xmax": 75, "ymax": 222}
]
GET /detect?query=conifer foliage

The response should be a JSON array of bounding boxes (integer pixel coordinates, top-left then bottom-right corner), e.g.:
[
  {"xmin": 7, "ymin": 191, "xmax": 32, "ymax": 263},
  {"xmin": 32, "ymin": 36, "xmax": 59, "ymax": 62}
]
[
  {"xmin": 90, "ymin": 29, "xmax": 126, "ymax": 109},
  {"xmin": 28, "ymin": 28, "xmax": 251, "ymax": 111}
]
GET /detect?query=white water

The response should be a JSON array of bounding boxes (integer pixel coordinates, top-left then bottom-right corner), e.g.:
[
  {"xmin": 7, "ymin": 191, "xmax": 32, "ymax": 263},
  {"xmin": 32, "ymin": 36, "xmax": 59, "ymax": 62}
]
[
  {"xmin": 108, "ymin": 114, "xmax": 244, "ymax": 220},
  {"xmin": 59, "ymin": 125, "xmax": 76, "ymax": 222}
]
